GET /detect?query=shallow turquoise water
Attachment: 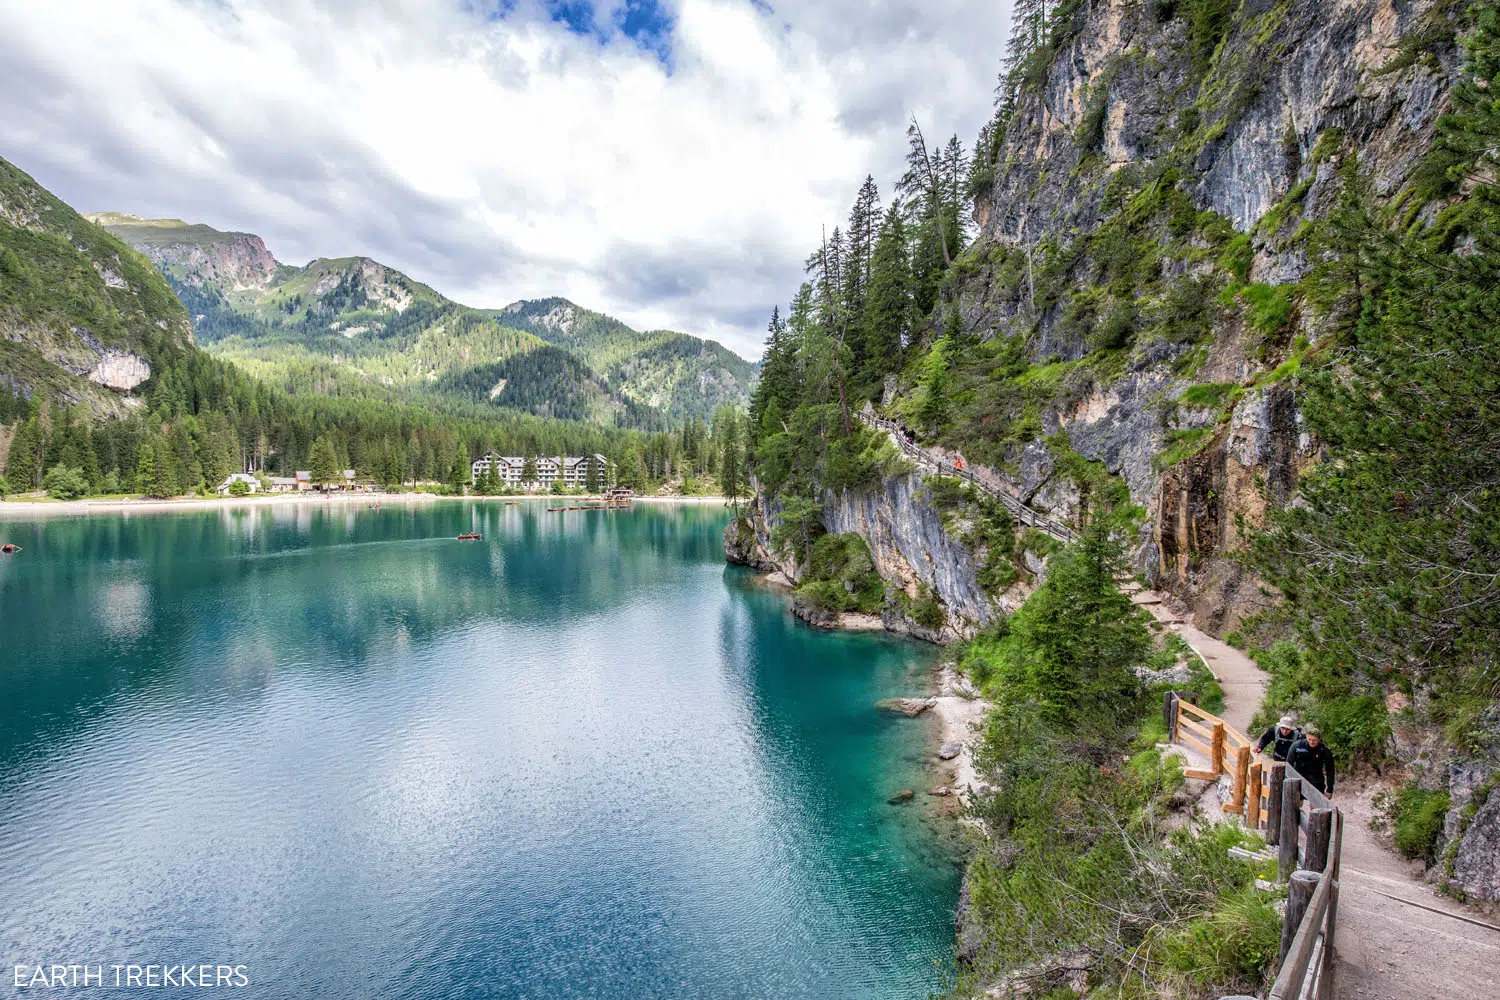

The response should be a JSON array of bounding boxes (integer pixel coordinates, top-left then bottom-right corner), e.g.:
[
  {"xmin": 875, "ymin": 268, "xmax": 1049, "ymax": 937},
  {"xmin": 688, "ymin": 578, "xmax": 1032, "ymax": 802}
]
[{"xmin": 0, "ymin": 501, "xmax": 958, "ymax": 999}]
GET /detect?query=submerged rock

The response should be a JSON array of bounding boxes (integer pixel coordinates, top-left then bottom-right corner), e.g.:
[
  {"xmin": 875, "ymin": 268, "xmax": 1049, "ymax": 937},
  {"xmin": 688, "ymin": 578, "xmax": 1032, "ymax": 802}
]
[
  {"xmin": 887, "ymin": 788, "xmax": 916, "ymax": 804},
  {"xmin": 876, "ymin": 697, "xmax": 936, "ymax": 718},
  {"xmin": 937, "ymin": 743, "xmax": 962, "ymax": 761}
]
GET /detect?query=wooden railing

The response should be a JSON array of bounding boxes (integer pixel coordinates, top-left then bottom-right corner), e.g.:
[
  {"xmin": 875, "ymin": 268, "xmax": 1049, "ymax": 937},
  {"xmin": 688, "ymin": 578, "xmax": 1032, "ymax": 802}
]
[
  {"xmin": 860, "ymin": 412, "xmax": 1079, "ymax": 543},
  {"xmin": 1164, "ymin": 693, "xmax": 1342, "ymax": 1000}
]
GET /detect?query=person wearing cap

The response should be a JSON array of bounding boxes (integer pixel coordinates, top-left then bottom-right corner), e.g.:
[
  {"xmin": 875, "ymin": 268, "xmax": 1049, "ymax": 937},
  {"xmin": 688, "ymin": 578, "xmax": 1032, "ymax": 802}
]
[
  {"xmin": 1256, "ymin": 715, "xmax": 1301, "ymax": 762},
  {"xmin": 1287, "ymin": 726, "xmax": 1335, "ymax": 797}
]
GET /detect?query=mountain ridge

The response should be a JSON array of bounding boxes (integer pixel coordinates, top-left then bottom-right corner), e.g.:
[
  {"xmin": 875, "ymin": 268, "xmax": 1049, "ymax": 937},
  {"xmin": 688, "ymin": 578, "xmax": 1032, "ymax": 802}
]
[{"xmin": 93, "ymin": 215, "xmax": 756, "ymax": 425}]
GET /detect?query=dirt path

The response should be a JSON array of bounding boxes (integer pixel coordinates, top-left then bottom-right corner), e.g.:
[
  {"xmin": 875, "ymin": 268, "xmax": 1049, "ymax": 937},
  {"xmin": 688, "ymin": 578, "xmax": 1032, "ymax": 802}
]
[
  {"xmin": 1132, "ymin": 590, "xmax": 1500, "ymax": 999},
  {"xmin": 1332, "ymin": 779, "xmax": 1500, "ymax": 1000}
]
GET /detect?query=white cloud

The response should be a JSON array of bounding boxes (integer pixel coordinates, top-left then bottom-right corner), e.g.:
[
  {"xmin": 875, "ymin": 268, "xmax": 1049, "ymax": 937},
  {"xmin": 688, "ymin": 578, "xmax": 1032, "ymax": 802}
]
[{"xmin": 0, "ymin": 0, "xmax": 1012, "ymax": 359}]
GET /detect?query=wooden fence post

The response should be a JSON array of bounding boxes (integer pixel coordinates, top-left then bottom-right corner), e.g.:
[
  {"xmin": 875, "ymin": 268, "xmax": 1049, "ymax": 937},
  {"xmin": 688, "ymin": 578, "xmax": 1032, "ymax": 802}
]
[
  {"xmin": 1284, "ymin": 869, "xmax": 1320, "ymax": 965},
  {"xmin": 1280, "ymin": 870, "xmax": 1320, "ymax": 964},
  {"xmin": 1212, "ymin": 721, "xmax": 1226, "ymax": 775},
  {"xmin": 1265, "ymin": 763, "xmax": 1285, "ymax": 847},
  {"xmin": 1247, "ymin": 761, "xmax": 1263, "ymax": 831},
  {"xmin": 1278, "ymin": 776, "xmax": 1304, "ymax": 880},
  {"xmin": 1304, "ymin": 808, "xmax": 1333, "ymax": 873},
  {"xmin": 1229, "ymin": 745, "xmax": 1251, "ymax": 814},
  {"xmin": 1164, "ymin": 691, "xmax": 1179, "ymax": 743}
]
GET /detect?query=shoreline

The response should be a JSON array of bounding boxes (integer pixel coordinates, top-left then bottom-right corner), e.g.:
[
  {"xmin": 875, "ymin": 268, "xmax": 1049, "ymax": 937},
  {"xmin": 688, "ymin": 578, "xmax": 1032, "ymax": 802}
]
[
  {"xmin": 0, "ymin": 492, "xmax": 733, "ymax": 517},
  {"xmin": 932, "ymin": 663, "xmax": 988, "ymax": 805},
  {"xmin": 741, "ymin": 567, "xmax": 990, "ymax": 806}
]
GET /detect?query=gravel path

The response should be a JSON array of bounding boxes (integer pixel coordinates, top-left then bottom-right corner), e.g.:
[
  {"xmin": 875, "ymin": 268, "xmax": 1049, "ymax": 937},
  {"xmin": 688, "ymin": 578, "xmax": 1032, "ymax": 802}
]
[{"xmin": 1133, "ymin": 590, "xmax": 1500, "ymax": 999}]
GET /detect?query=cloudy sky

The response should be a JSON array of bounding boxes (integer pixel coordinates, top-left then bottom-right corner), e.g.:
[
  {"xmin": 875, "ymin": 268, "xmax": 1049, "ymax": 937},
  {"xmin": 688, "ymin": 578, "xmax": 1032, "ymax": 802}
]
[{"xmin": 0, "ymin": 0, "xmax": 1012, "ymax": 359}]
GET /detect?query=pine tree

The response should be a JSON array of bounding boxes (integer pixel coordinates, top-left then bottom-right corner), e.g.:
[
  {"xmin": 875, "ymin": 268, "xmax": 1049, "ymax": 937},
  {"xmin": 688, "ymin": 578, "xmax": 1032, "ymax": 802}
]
[
  {"xmin": 843, "ymin": 176, "xmax": 881, "ymax": 364},
  {"xmin": 860, "ymin": 203, "xmax": 913, "ymax": 386},
  {"xmin": 134, "ymin": 444, "xmax": 158, "ymax": 497},
  {"xmin": 5, "ymin": 416, "xmax": 41, "ymax": 490},
  {"xmin": 447, "ymin": 449, "xmax": 469, "ymax": 494},
  {"xmin": 714, "ymin": 406, "xmax": 744, "ymax": 509},
  {"xmin": 1253, "ymin": 2, "xmax": 1500, "ymax": 716},
  {"xmin": 1000, "ymin": 516, "xmax": 1148, "ymax": 729},
  {"xmin": 749, "ymin": 306, "xmax": 803, "ymax": 441},
  {"xmin": 308, "ymin": 435, "xmax": 340, "ymax": 488},
  {"xmin": 806, "ymin": 231, "xmax": 854, "ymax": 435},
  {"xmin": 916, "ymin": 332, "xmax": 952, "ymax": 433}
]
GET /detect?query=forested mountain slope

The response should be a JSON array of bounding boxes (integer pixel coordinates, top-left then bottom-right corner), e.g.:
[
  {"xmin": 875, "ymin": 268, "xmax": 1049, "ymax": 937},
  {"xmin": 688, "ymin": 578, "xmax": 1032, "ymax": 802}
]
[
  {"xmin": 95, "ymin": 219, "xmax": 754, "ymax": 426},
  {"xmin": 0, "ymin": 160, "xmax": 193, "ymax": 416},
  {"xmin": 1, "ymin": 166, "xmax": 731, "ymax": 499},
  {"xmin": 498, "ymin": 298, "xmax": 759, "ymax": 420}
]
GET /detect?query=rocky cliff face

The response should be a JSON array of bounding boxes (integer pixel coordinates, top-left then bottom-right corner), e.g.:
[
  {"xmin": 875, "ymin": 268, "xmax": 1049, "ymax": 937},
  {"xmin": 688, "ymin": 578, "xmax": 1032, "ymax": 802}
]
[
  {"xmin": 747, "ymin": 0, "xmax": 1461, "ymax": 639},
  {"xmin": 141, "ymin": 230, "xmax": 278, "ymax": 291},
  {"xmin": 727, "ymin": 472, "xmax": 1042, "ymax": 642},
  {"xmin": 953, "ymin": 0, "xmax": 1461, "ymax": 629}
]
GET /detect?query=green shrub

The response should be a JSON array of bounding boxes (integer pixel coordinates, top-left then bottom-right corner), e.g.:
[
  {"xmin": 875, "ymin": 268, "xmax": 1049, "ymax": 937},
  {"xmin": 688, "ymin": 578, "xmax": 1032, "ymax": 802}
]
[
  {"xmin": 1305, "ymin": 694, "xmax": 1391, "ymax": 764},
  {"xmin": 0, "ymin": 474, "xmax": 9, "ymax": 497},
  {"xmin": 1242, "ymin": 282, "xmax": 1295, "ymax": 335},
  {"xmin": 228, "ymin": 479, "xmax": 250, "ymax": 497},
  {"xmin": 42, "ymin": 464, "xmax": 88, "ymax": 500},
  {"xmin": 1384, "ymin": 785, "xmax": 1451, "ymax": 862},
  {"xmin": 906, "ymin": 585, "xmax": 946, "ymax": 630},
  {"xmin": 1224, "ymin": 630, "xmax": 1245, "ymax": 648},
  {"xmin": 794, "ymin": 533, "xmax": 884, "ymax": 614}
]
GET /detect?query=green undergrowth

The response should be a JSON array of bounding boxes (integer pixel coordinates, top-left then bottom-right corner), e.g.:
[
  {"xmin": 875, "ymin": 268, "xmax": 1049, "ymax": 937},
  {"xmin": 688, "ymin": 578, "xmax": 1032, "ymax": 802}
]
[
  {"xmin": 1373, "ymin": 784, "xmax": 1451, "ymax": 863},
  {"xmin": 1246, "ymin": 640, "xmax": 1393, "ymax": 766},
  {"xmin": 953, "ymin": 519, "xmax": 1279, "ymax": 997},
  {"xmin": 792, "ymin": 532, "xmax": 885, "ymax": 615}
]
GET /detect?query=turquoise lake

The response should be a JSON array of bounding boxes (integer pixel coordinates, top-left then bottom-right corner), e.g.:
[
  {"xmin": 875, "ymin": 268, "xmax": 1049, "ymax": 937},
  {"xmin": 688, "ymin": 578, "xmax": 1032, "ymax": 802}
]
[{"xmin": 0, "ymin": 501, "xmax": 959, "ymax": 999}]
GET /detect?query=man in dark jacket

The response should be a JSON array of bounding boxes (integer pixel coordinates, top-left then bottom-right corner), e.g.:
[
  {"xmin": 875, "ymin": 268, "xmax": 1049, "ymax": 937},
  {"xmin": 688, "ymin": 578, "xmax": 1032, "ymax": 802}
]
[
  {"xmin": 1256, "ymin": 715, "xmax": 1300, "ymax": 762},
  {"xmin": 1287, "ymin": 725, "xmax": 1335, "ymax": 797}
]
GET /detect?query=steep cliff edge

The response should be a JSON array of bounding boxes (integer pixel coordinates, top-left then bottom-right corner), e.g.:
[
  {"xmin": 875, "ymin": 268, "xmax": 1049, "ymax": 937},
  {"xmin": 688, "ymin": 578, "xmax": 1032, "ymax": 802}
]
[
  {"xmin": 745, "ymin": 0, "xmax": 1467, "ymax": 640},
  {"xmin": 739, "ymin": 0, "xmax": 1500, "ymax": 911},
  {"xmin": 953, "ymin": 0, "xmax": 1460, "ymax": 629}
]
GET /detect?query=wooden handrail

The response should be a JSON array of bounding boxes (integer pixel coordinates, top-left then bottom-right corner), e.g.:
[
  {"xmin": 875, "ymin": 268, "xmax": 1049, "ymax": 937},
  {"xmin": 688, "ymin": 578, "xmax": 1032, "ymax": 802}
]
[
  {"xmin": 1172, "ymin": 689, "xmax": 1343, "ymax": 1000},
  {"xmin": 1268, "ymin": 810, "xmax": 1342, "ymax": 1000}
]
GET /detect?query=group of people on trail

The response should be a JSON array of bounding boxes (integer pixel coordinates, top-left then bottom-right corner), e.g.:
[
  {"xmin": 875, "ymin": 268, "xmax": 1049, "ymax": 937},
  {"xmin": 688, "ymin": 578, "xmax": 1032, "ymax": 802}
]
[{"xmin": 1256, "ymin": 715, "xmax": 1335, "ymax": 797}]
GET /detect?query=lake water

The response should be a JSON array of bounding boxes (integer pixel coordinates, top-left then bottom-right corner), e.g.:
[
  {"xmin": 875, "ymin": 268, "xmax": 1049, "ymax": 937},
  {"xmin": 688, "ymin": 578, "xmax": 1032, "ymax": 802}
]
[{"xmin": 0, "ymin": 501, "xmax": 958, "ymax": 999}]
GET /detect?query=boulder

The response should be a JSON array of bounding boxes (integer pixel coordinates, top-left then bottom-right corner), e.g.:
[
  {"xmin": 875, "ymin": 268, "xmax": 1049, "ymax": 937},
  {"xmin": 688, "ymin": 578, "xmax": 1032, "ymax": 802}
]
[
  {"xmin": 937, "ymin": 743, "xmax": 962, "ymax": 760},
  {"xmin": 876, "ymin": 697, "xmax": 936, "ymax": 718},
  {"xmin": 887, "ymin": 788, "xmax": 915, "ymax": 804}
]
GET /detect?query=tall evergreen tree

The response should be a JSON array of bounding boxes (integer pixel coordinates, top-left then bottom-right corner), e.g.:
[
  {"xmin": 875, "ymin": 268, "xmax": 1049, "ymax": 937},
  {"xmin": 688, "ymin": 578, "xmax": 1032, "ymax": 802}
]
[
  {"xmin": 5, "ymin": 416, "xmax": 41, "ymax": 490},
  {"xmin": 749, "ymin": 306, "xmax": 802, "ymax": 442},
  {"xmin": 308, "ymin": 435, "xmax": 340, "ymax": 488},
  {"xmin": 860, "ymin": 203, "xmax": 914, "ymax": 387}
]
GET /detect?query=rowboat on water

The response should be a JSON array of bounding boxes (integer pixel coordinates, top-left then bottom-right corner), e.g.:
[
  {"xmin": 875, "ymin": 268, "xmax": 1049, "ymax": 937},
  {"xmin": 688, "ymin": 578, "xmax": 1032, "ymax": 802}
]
[
  {"xmin": 457, "ymin": 532, "xmax": 482, "ymax": 541},
  {"xmin": 1, "ymin": 543, "xmax": 20, "ymax": 554}
]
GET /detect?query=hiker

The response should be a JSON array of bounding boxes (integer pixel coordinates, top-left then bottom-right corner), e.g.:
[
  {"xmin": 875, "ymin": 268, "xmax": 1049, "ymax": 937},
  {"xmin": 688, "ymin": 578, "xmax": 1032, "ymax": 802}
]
[
  {"xmin": 1287, "ymin": 725, "xmax": 1335, "ymax": 797},
  {"xmin": 1256, "ymin": 715, "xmax": 1301, "ymax": 762}
]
